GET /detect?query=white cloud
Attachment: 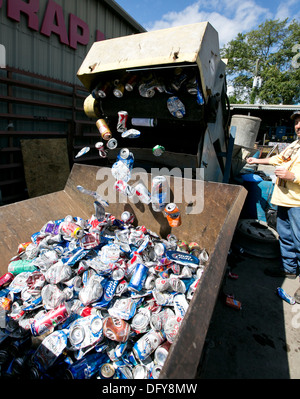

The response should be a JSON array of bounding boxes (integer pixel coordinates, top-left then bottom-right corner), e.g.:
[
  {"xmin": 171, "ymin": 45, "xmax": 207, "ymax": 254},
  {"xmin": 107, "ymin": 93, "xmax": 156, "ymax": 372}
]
[{"xmin": 145, "ymin": 0, "xmax": 295, "ymax": 47}]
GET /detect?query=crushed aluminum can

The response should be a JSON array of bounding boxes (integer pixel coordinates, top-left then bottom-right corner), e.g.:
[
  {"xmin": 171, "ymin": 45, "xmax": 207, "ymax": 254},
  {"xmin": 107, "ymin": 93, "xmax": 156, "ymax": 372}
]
[
  {"xmin": 41, "ymin": 284, "xmax": 67, "ymax": 310},
  {"xmin": 114, "ymin": 279, "xmax": 128, "ymax": 297},
  {"xmin": 131, "ymin": 309, "xmax": 150, "ymax": 334},
  {"xmin": 168, "ymin": 277, "xmax": 186, "ymax": 294},
  {"xmin": 132, "ymin": 329, "xmax": 165, "ymax": 361},
  {"xmin": 69, "ymin": 314, "xmax": 103, "ymax": 350},
  {"xmin": 30, "ymin": 303, "xmax": 71, "ymax": 336},
  {"xmin": 108, "ymin": 297, "xmax": 139, "ymax": 320},
  {"xmin": 120, "ymin": 211, "xmax": 135, "ymax": 225},
  {"xmin": 155, "ymin": 277, "xmax": 170, "ymax": 292},
  {"xmin": 166, "ymin": 250, "xmax": 199, "ymax": 267},
  {"xmin": 102, "ymin": 316, "xmax": 131, "ymax": 342},
  {"xmin": 154, "ymin": 242, "xmax": 166, "ymax": 257},
  {"xmin": 117, "ymin": 111, "xmax": 128, "ymax": 133},
  {"xmin": 151, "ymin": 364, "xmax": 162, "ymax": 379},
  {"xmin": 75, "ymin": 146, "xmax": 90, "ymax": 159},
  {"xmin": 32, "ymin": 329, "xmax": 68, "ymax": 371},
  {"xmin": 154, "ymin": 340, "xmax": 171, "ymax": 366},
  {"xmin": 164, "ymin": 315, "xmax": 183, "ymax": 343},
  {"xmin": 144, "ymin": 274, "xmax": 156, "ymax": 291},
  {"xmin": 107, "ymin": 138, "xmax": 118, "ymax": 150},
  {"xmin": 128, "ymin": 263, "xmax": 148, "ymax": 293},
  {"xmin": 121, "ymin": 128, "xmax": 141, "ymax": 139},
  {"xmin": 79, "ymin": 274, "xmax": 103, "ymax": 306},
  {"xmin": 167, "ymin": 96, "xmax": 185, "ymax": 118},
  {"xmin": 152, "ymin": 290, "xmax": 175, "ymax": 306},
  {"xmin": 133, "ymin": 364, "xmax": 149, "ymax": 379},
  {"xmin": 0, "ymin": 273, "xmax": 14, "ymax": 289},
  {"xmin": 150, "ymin": 308, "xmax": 174, "ymax": 332},
  {"xmin": 152, "ymin": 145, "xmax": 165, "ymax": 157},
  {"xmin": 186, "ymin": 278, "xmax": 199, "ymax": 300},
  {"xmin": 100, "ymin": 244, "xmax": 120, "ymax": 264},
  {"xmin": 277, "ymin": 287, "xmax": 295, "ymax": 305},
  {"xmin": 173, "ymin": 293, "xmax": 189, "ymax": 318},
  {"xmin": 44, "ymin": 262, "xmax": 73, "ymax": 284}
]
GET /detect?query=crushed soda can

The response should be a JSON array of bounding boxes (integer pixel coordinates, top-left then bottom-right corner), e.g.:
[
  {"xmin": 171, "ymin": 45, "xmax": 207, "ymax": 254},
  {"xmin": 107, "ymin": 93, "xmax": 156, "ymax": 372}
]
[
  {"xmin": 167, "ymin": 96, "xmax": 185, "ymax": 118},
  {"xmin": 103, "ymin": 316, "xmax": 131, "ymax": 342},
  {"xmin": 121, "ymin": 129, "xmax": 141, "ymax": 139},
  {"xmin": 277, "ymin": 287, "xmax": 296, "ymax": 305},
  {"xmin": 132, "ymin": 329, "xmax": 165, "ymax": 361},
  {"xmin": 131, "ymin": 309, "xmax": 150, "ymax": 334},
  {"xmin": 164, "ymin": 315, "xmax": 183, "ymax": 343},
  {"xmin": 69, "ymin": 314, "xmax": 103, "ymax": 351}
]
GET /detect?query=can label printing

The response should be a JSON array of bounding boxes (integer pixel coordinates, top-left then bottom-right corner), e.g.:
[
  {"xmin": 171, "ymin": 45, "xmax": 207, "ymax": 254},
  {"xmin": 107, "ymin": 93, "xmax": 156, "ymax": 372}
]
[
  {"xmin": 164, "ymin": 203, "xmax": 181, "ymax": 227},
  {"xmin": 30, "ymin": 303, "xmax": 70, "ymax": 336},
  {"xmin": 117, "ymin": 111, "xmax": 128, "ymax": 133},
  {"xmin": 167, "ymin": 96, "xmax": 185, "ymax": 118},
  {"xmin": 128, "ymin": 263, "xmax": 148, "ymax": 292},
  {"xmin": 166, "ymin": 250, "xmax": 199, "ymax": 267},
  {"xmin": 102, "ymin": 316, "xmax": 131, "ymax": 342},
  {"xmin": 96, "ymin": 119, "xmax": 112, "ymax": 141},
  {"xmin": 133, "ymin": 182, "xmax": 151, "ymax": 204},
  {"xmin": 132, "ymin": 329, "xmax": 165, "ymax": 361}
]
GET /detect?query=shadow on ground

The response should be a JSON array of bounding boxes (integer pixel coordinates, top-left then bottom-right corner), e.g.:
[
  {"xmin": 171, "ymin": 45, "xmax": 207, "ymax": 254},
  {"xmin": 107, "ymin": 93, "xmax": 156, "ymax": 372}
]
[{"xmin": 196, "ymin": 252, "xmax": 298, "ymax": 379}]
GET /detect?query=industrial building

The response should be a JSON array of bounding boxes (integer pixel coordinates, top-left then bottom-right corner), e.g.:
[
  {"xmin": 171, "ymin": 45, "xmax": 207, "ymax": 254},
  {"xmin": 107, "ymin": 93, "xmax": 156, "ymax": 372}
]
[{"xmin": 0, "ymin": 0, "xmax": 146, "ymax": 204}]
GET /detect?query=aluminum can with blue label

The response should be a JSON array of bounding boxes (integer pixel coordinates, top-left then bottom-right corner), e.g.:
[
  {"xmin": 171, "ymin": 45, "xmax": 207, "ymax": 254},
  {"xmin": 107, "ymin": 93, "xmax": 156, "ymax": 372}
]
[
  {"xmin": 128, "ymin": 263, "xmax": 148, "ymax": 293},
  {"xmin": 277, "ymin": 287, "xmax": 296, "ymax": 305},
  {"xmin": 132, "ymin": 329, "xmax": 165, "ymax": 361}
]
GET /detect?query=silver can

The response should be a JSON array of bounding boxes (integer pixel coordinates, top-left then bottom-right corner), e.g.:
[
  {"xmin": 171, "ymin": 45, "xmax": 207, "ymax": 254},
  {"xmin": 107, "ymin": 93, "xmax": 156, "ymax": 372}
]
[
  {"xmin": 133, "ymin": 364, "xmax": 149, "ymax": 379},
  {"xmin": 117, "ymin": 111, "xmax": 128, "ymax": 133},
  {"xmin": 132, "ymin": 329, "xmax": 165, "ymax": 361},
  {"xmin": 131, "ymin": 310, "xmax": 150, "ymax": 333},
  {"xmin": 154, "ymin": 340, "xmax": 171, "ymax": 366}
]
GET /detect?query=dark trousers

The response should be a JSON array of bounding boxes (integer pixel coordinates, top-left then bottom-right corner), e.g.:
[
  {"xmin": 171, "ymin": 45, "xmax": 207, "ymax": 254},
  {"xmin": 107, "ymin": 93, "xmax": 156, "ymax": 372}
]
[{"xmin": 277, "ymin": 206, "xmax": 300, "ymax": 274}]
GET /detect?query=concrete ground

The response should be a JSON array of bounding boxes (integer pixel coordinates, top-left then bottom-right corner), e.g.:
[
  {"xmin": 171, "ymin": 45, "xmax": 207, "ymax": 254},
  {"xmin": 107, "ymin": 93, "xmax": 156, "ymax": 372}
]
[{"xmin": 196, "ymin": 251, "xmax": 300, "ymax": 379}]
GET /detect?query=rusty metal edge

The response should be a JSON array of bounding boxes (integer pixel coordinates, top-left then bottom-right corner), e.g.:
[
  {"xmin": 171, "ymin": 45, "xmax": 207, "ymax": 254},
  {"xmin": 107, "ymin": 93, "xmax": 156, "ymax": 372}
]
[{"xmin": 159, "ymin": 184, "xmax": 247, "ymax": 379}]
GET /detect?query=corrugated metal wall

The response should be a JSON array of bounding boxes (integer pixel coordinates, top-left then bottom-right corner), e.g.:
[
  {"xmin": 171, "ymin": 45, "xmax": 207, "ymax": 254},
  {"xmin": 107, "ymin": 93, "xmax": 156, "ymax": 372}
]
[
  {"xmin": 0, "ymin": 0, "xmax": 145, "ymax": 204},
  {"xmin": 0, "ymin": 0, "xmax": 145, "ymax": 84}
]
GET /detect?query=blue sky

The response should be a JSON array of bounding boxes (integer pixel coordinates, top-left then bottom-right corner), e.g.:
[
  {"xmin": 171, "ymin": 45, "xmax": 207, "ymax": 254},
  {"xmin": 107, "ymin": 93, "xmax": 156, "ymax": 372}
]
[{"xmin": 115, "ymin": 0, "xmax": 300, "ymax": 47}]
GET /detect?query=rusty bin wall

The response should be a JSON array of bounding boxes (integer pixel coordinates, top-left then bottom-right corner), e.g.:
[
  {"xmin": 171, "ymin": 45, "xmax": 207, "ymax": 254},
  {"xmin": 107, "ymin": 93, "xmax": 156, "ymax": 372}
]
[{"xmin": 0, "ymin": 164, "xmax": 246, "ymax": 379}]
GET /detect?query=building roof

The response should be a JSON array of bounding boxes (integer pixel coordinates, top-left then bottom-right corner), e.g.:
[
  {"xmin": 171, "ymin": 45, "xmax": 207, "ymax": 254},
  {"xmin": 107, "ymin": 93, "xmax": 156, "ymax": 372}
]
[{"xmin": 102, "ymin": 0, "xmax": 147, "ymax": 33}]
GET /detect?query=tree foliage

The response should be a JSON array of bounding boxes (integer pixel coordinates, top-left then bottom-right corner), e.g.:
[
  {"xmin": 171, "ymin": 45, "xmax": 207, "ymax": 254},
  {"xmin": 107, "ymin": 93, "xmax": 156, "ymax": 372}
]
[{"xmin": 221, "ymin": 18, "xmax": 300, "ymax": 104}]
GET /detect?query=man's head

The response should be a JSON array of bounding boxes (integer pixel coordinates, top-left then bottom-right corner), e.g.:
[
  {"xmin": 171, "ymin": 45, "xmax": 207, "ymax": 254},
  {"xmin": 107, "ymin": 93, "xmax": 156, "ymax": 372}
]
[{"xmin": 291, "ymin": 111, "xmax": 300, "ymax": 138}]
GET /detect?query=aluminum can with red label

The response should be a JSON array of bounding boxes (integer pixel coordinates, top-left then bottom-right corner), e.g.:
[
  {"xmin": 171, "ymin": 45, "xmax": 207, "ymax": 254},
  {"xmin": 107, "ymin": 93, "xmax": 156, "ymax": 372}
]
[
  {"xmin": 96, "ymin": 119, "xmax": 112, "ymax": 141},
  {"xmin": 30, "ymin": 303, "xmax": 71, "ymax": 336},
  {"xmin": 0, "ymin": 273, "xmax": 14, "ymax": 289},
  {"xmin": 164, "ymin": 315, "xmax": 183, "ymax": 343},
  {"xmin": 117, "ymin": 111, "xmax": 128, "ymax": 133}
]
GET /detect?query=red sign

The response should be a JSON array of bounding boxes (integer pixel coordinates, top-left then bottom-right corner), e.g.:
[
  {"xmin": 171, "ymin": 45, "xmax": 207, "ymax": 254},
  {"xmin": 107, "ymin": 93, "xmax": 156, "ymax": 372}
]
[{"xmin": 5, "ymin": 0, "xmax": 105, "ymax": 49}]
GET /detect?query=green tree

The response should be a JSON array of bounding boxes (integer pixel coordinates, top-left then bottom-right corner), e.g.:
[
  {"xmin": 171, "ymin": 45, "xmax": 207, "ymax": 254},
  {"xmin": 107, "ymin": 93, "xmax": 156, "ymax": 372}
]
[{"xmin": 221, "ymin": 18, "xmax": 300, "ymax": 104}]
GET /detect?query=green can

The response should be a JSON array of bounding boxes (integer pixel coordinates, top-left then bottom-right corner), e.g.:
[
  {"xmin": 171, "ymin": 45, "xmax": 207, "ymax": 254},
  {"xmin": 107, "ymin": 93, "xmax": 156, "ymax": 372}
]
[
  {"xmin": 8, "ymin": 259, "xmax": 37, "ymax": 275},
  {"xmin": 152, "ymin": 145, "xmax": 165, "ymax": 157}
]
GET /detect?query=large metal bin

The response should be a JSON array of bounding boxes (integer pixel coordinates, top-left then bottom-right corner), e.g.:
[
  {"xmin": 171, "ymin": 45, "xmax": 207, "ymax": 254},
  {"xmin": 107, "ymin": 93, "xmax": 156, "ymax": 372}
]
[{"xmin": 0, "ymin": 164, "xmax": 246, "ymax": 379}]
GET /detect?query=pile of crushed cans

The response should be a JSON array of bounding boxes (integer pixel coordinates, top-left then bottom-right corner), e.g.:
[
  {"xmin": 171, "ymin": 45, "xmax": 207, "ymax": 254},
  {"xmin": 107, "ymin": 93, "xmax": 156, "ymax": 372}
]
[{"xmin": 0, "ymin": 202, "xmax": 209, "ymax": 379}]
